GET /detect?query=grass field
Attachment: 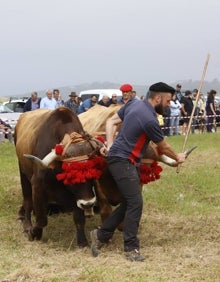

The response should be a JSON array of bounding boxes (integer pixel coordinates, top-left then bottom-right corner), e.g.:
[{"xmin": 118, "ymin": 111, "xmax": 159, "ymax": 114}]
[{"xmin": 0, "ymin": 133, "xmax": 219, "ymax": 282}]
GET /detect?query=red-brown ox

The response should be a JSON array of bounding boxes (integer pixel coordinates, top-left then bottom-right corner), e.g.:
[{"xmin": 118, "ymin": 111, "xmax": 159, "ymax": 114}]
[
  {"xmin": 78, "ymin": 105, "xmax": 196, "ymax": 222},
  {"xmin": 14, "ymin": 107, "xmax": 105, "ymax": 247}
]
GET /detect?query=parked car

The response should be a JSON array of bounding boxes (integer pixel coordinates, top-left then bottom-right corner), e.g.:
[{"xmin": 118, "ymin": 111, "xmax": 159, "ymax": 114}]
[
  {"xmin": 3, "ymin": 98, "xmax": 27, "ymax": 113},
  {"xmin": 79, "ymin": 89, "xmax": 122, "ymax": 102},
  {"xmin": 0, "ymin": 103, "xmax": 22, "ymax": 132}
]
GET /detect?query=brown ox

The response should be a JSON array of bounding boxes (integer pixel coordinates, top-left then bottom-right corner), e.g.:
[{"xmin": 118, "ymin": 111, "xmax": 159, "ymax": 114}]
[
  {"xmin": 14, "ymin": 107, "xmax": 104, "ymax": 247},
  {"xmin": 78, "ymin": 105, "xmax": 196, "ymax": 222}
]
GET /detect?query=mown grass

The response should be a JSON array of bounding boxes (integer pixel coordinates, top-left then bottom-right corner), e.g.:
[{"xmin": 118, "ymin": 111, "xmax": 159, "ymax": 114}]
[
  {"xmin": 144, "ymin": 133, "xmax": 220, "ymax": 215},
  {"xmin": 0, "ymin": 133, "xmax": 219, "ymax": 282}
]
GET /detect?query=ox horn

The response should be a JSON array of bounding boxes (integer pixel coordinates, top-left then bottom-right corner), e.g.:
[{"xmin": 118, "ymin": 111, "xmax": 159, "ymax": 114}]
[
  {"xmin": 159, "ymin": 145, "xmax": 197, "ymax": 167},
  {"xmin": 24, "ymin": 150, "xmax": 59, "ymax": 168}
]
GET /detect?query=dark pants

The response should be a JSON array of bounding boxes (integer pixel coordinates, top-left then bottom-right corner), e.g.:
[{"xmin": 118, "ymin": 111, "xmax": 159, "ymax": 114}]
[
  {"xmin": 97, "ymin": 157, "xmax": 143, "ymax": 252},
  {"xmin": 206, "ymin": 112, "xmax": 214, "ymax": 132}
]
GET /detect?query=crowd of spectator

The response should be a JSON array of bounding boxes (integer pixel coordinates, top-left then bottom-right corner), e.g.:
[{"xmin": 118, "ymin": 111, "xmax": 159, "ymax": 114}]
[
  {"xmin": 20, "ymin": 84, "xmax": 220, "ymax": 135},
  {"xmin": 160, "ymin": 84, "xmax": 219, "ymax": 136},
  {"xmin": 1, "ymin": 84, "xmax": 219, "ymax": 143}
]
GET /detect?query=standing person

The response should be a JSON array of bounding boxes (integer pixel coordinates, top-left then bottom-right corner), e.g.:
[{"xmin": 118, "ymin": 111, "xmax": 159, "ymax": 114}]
[
  {"xmin": 23, "ymin": 91, "xmax": 41, "ymax": 112},
  {"xmin": 40, "ymin": 89, "xmax": 57, "ymax": 109},
  {"xmin": 90, "ymin": 82, "xmax": 186, "ymax": 262},
  {"xmin": 109, "ymin": 93, "xmax": 118, "ymax": 105},
  {"xmin": 169, "ymin": 93, "xmax": 182, "ymax": 135},
  {"xmin": 180, "ymin": 90, "xmax": 194, "ymax": 135},
  {"xmin": 78, "ymin": 95, "xmax": 97, "ymax": 114},
  {"xmin": 175, "ymin": 83, "xmax": 182, "ymax": 102},
  {"xmin": 131, "ymin": 90, "xmax": 140, "ymax": 100},
  {"xmin": 191, "ymin": 89, "xmax": 200, "ymax": 134},
  {"xmin": 162, "ymin": 106, "xmax": 171, "ymax": 136},
  {"xmin": 53, "ymin": 89, "xmax": 64, "ymax": 108},
  {"xmin": 98, "ymin": 95, "xmax": 110, "ymax": 107},
  {"xmin": 205, "ymin": 89, "xmax": 217, "ymax": 132},
  {"xmin": 64, "ymin": 92, "xmax": 79, "ymax": 114},
  {"xmin": 0, "ymin": 119, "xmax": 13, "ymax": 143},
  {"xmin": 118, "ymin": 84, "xmax": 133, "ymax": 104}
]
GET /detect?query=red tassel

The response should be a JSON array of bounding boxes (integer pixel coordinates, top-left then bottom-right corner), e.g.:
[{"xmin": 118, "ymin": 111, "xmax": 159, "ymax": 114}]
[
  {"xmin": 55, "ymin": 144, "xmax": 64, "ymax": 155},
  {"xmin": 56, "ymin": 156, "xmax": 106, "ymax": 185},
  {"xmin": 96, "ymin": 136, "xmax": 105, "ymax": 143},
  {"xmin": 140, "ymin": 161, "xmax": 163, "ymax": 184}
]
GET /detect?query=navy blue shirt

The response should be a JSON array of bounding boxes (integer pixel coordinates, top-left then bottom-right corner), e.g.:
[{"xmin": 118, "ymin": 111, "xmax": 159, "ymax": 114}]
[{"xmin": 108, "ymin": 99, "xmax": 164, "ymax": 165}]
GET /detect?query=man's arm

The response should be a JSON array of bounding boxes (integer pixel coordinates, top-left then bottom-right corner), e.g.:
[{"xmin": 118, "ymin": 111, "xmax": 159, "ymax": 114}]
[
  {"xmin": 106, "ymin": 113, "xmax": 122, "ymax": 150},
  {"xmin": 156, "ymin": 139, "xmax": 186, "ymax": 163}
]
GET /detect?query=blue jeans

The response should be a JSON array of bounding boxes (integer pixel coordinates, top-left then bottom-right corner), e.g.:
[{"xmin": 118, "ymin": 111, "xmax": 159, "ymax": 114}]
[
  {"xmin": 169, "ymin": 116, "xmax": 180, "ymax": 135},
  {"xmin": 97, "ymin": 157, "xmax": 143, "ymax": 252}
]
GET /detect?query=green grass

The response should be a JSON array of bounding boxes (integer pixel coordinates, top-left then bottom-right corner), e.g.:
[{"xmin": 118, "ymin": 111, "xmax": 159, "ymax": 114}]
[
  {"xmin": 143, "ymin": 133, "xmax": 220, "ymax": 215},
  {"xmin": 0, "ymin": 134, "xmax": 220, "ymax": 282}
]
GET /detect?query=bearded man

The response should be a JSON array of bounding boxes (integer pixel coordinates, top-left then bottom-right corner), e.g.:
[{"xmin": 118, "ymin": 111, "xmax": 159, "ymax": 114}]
[{"xmin": 90, "ymin": 82, "xmax": 186, "ymax": 262}]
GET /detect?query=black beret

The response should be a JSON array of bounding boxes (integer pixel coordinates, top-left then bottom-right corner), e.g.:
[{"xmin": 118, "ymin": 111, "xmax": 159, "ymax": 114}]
[{"xmin": 149, "ymin": 82, "xmax": 175, "ymax": 95}]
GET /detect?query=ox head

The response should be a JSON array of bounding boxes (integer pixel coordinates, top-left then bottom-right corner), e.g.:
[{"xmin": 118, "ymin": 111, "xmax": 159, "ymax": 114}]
[{"xmin": 24, "ymin": 132, "xmax": 106, "ymax": 217}]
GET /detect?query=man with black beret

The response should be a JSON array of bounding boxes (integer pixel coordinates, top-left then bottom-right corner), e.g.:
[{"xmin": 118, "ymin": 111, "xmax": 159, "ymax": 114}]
[{"xmin": 90, "ymin": 82, "xmax": 186, "ymax": 262}]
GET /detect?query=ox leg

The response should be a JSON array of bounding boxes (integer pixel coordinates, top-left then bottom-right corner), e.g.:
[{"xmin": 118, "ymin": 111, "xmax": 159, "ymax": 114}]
[
  {"xmin": 28, "ymin": 183, "xmax": 48, "ymax": 241},
  {"xmin": 95, "ymin": 180, "xmax": 113, "ymax": 222},
  {"xmin": 18, "ymin": 170, "xmax": 33, "ymax": 235},
  {"xmin": 73, "ymin": 207, "xmax": 88, "ymax": 247}
]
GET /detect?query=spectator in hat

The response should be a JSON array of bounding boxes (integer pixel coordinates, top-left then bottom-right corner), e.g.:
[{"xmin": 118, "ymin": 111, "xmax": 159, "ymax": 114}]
[
  {"xmin": 118, "ymin": 84, "xmax": 133, "ymax": 104},
  {"xmin": 64, "ymin": 92, "xmax": 79, "ymax": 114},
  {"xmin": 90, "ymin": 82, "xmax": 186, "ymax": 262}
]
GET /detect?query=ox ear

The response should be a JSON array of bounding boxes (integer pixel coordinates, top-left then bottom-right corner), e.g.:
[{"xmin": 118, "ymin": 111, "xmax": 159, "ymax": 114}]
[{"xmin": 60, "ymin": 134, "xmax": 71, "ymax": 146}]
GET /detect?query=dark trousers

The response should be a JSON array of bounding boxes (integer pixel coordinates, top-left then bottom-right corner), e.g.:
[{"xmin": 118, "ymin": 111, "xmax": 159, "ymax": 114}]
[
  {"xmin": 206, "ymin": 112, "xmax": 214, "ymax": 132},
  {"xmin": 97, "ymin": 157, "xmax": 143, "ymax": 252}
]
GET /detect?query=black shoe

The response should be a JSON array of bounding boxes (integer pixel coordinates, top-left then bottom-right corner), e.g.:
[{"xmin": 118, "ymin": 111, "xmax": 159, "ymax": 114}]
[
  {"xmin": 90, "ymin": 229, "xmax": 104, "ymax": 257},
  {"xmin": 125, "ymin": 249, "xmax": 145, "ymax": 262}
]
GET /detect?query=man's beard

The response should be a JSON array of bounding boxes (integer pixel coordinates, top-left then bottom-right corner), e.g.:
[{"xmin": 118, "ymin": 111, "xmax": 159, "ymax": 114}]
[{"xmin": 155, "ymin": 103, "xmax": 164, "ymax": 115}]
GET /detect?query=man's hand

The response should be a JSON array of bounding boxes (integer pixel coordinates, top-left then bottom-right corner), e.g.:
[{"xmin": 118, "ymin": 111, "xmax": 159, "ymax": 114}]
[
  {"xmin": 176, "ymin": 153, "xmax": 186, "ymax": 164},
  {"xmin": 100, "ymin": 145, "xmax": 108, "ymax": 157}
]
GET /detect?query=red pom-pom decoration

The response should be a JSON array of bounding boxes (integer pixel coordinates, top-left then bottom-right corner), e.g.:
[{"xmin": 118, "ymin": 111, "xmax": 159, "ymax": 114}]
[
  {"xmin": 56, "ymin": 156, "xmax": 106, "ymax": 185},
  {"xmin": 96, "ymin": 136, "xmax": 105, "ymax": 144},
  {"xmin": 55, "ymin": 144, "xmax": 64, "ymax": 155},
  {"xmin": 140, "ymin": 161, "xmax": 163, "ymax": 184}
]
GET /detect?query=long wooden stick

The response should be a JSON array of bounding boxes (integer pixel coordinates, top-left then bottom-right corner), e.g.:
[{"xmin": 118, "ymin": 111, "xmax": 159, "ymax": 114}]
[{"xmin": 176, "ymin": 53, "xmax": 210, "ymax": 173}]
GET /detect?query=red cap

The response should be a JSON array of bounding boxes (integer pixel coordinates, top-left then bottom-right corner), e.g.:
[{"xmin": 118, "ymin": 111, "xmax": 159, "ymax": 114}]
[{"xmin": 120, "ymin": 84, "xmax": 133, "ymax": 92}]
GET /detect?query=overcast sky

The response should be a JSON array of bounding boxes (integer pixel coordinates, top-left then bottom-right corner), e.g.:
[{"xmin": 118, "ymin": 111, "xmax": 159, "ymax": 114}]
[{"xmin": 0, "ymin": 0, "xmax": 219, "ymax": 96}]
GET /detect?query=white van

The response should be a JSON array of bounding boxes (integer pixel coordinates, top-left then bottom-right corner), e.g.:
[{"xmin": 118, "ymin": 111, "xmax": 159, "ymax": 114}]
[{"xmin": 79, "ymin": 89, "xmax": 122, "ymax": 102}]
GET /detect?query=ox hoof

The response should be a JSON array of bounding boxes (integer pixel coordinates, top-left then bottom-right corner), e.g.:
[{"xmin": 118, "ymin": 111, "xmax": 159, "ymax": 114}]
[
  {"xmin": 28, "ymin": 227, "xmax": 43, "ymax": 241},
  {"xmin": 77, "ymin": 240, "xmax": 89, "ymax": 248}
]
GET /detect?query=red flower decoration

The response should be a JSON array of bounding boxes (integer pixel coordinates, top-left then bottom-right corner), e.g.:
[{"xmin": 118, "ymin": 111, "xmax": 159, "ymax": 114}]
[
  {"xmin": 56, "ymin": 156, "xmax": 106, "ymax": 185},
  {"xmin": 140, "ymin": 161, "xmax": 163, "ymax": 184},
  {"xmin": 96, "ymin": 136, "xmax": 105, "ymax": 143},
  {"xmin": 55, "ymin": 144, "xmax": 64, "ymax": 155}
]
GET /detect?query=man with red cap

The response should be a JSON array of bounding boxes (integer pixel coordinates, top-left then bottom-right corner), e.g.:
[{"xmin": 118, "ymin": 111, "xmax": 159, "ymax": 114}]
[
  {"xmin": 119, "ymin": 83, "xmax": 133, "ymax": 104},
  {"xmin": 90, "ymin": 82, "xmax": 186, "ymax": 262}
]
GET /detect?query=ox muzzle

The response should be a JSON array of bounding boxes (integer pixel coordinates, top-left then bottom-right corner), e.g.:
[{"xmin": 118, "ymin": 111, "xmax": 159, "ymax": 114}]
[{"xmin": 77, "ymin": 195, "xmax": 96, "ymax": 218}]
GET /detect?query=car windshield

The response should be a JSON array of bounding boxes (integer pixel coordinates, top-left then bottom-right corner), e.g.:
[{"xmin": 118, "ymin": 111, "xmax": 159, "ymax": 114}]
[{"xmin": 0, "ymin": 103, "xmax": 14, "ymax": 113}]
